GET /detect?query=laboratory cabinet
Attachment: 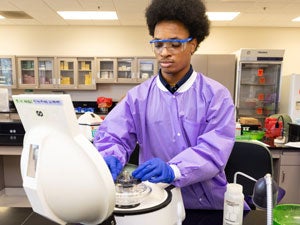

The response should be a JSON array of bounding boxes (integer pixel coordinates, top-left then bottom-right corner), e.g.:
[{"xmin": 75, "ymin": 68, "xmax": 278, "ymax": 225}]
[
  {"xmin": 278, "ymin": 151, "xmax": 300, "ymax": 204},
  {"xmin": 5, "ymin": 55, "xmax": 157, "ymax": 89},
  {"xmin": 137, "ymin": 57, "xmax": 158, "ymax": 82},
  {"xmin": 0, "ymin": 146, "xmax": 28, "ymax": 207},
  {"xmin": 58, "ymin": 57, "xmax": 96, "ymax": 90},
  {"xmin": 77, "ymin": 57, "xmax": 96, "ymax": 89},
  {"xmin": 38, "ymin": 57, "xmax": 56, "ymax": 89},
  {"xmin": 16, "ymin": 56, "xmax": 96, "ymax": 90},
  {"xmin": 57, "ymin": 57, "xmax": 96, "ymax": 90},
  {"xmin": 191, "ymin": 54, "xmax": 236, "ymax": 99},
  {"xmin": 17, "ymin": 57, "xmax": 56, "ymax": 89},
  {"xmin": 117, "ymin": 57, "xmax": 136, "ymax": 82},
  {"xmin": 17, "ymin": 57, "xmax": 39, "ymax": 89},
  {"xmin": 57, "ymin": 57, "xmax": 77, "ymax": 89},
  {"xmin": 96, "ymin": 57, "xmax": 158, "ymax": 84},
  {"xmin": 97, "ymin": 58, "xmax": 117, "ymax": 83},
  {"xmin": 0, "ymin": 56, "xmax": 17, "ymax": 88}
]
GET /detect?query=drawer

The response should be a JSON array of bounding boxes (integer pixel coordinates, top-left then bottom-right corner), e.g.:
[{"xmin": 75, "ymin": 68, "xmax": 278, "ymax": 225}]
[{"xmin": 281, "ymin": 152, "xmax": 300, "ymax": 165}]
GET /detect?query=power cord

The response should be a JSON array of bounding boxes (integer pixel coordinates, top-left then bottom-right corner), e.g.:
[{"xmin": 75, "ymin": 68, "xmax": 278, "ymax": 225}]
[
  {"xmin": 274, "ymin": 115, "xmax": 286, "ymax": 146},
  {"xmin": 275, "ymin": 115, "xmax": 285, "ymax": 136}
]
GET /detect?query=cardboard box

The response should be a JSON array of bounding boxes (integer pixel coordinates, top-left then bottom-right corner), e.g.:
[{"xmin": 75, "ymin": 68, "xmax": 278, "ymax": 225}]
[{"xmin": 240, "ymin": 117, "xmax": 260, "ymax": 125}]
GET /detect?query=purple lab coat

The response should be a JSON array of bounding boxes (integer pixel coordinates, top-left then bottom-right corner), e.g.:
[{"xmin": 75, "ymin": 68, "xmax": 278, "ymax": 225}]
[{"xmin": 94, "ymin": 71, "xmax": 236, "ymax": 209}]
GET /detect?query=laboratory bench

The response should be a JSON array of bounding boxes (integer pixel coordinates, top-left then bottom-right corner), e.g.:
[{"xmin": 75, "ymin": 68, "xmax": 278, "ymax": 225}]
[
  {"xmin": 1, "ymin": 145, "xmax": 300, "ymax": 209},
  {"xmin": 0, "ymin": 207, "xmax": 266, "ymax": 225}
]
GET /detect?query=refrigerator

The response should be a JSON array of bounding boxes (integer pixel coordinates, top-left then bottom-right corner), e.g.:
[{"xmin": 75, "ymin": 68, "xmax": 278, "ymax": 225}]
[
  {"xmin": 235, "ymin": 49, "xmax": 285, "ymax": 126},
  {"xmin": 280, "ymin": 73, "xmax": 300, "ymax": 123}
]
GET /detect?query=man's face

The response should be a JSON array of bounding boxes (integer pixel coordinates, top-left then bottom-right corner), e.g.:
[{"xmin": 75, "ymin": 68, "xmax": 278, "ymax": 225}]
[{"xmin": 152, "ymin": 20, "xmax": 197, "ymax": 78}]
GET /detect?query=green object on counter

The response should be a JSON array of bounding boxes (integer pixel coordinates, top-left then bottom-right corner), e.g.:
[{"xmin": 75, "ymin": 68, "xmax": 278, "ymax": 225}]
[
  {"xmin": 273, "ymin": 204, "xmax": 300, "ymax": 225},
  {"xmin": 236, "ymin": 130, "xmax": 265, "ymax": 141}
]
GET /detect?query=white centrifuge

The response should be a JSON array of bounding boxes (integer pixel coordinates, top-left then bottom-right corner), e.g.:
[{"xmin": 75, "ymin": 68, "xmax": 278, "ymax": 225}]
[
  {"xmin": 12, "ymin": 94, "xmax": 185, "ymax": 225},
  {"xmin": 114, "ymin": 165, "xmax": 185, "ymax": 225}
]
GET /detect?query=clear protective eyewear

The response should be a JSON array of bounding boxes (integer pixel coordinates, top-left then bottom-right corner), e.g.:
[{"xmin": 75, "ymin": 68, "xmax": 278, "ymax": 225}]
[{"xmin": 150, "ymin": 37, "xmax": 192, "ymax": 54}]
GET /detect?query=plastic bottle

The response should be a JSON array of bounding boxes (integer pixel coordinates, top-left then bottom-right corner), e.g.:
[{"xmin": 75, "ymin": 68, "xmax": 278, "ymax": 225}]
[
  {"xmin": 235, "ymin": 120, "xmax": 241, "ymax": 137},
  {"xmin": 223, "ymin": 183, "xmax": 244, "ymax": 225}
]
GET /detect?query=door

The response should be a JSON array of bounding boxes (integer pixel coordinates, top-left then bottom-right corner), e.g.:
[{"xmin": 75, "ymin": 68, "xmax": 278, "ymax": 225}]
[
  {"xmin": 38, "ymin": 57, "xmax": 55, "ymax": 89},
  {"xmin": 236, "ymin": 61, "xmax": 281, "ymax": 125},
  {"xmin": 0, "ymin": 56, "xmax": 16, "ymax": 88},
  {"xmin": 17, "ymin": 57, "xmax": 38, "ymax": 89},
  {"xmin": 57, "ymin": 58, "xmax": 77, "ymax": 89},
  {"xmin": 279, "ymin": 152, "xmax": 300, "ymax": 204},
  {"xmin": 77, "ymin": 57, "xmax": 96, "ymax": 90}
]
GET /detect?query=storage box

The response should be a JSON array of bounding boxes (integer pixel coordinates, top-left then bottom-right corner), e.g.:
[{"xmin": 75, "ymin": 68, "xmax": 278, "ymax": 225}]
[{"xmin": 239, "ymin": 117, "xmax": 260, "ymax": 125}]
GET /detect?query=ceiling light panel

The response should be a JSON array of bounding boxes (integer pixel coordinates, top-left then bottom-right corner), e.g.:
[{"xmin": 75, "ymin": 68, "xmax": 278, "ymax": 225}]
[
  {"xmin": 206, "ymin": 12, "xmax": 240, "ymax": 21},
  {"xmin": 292, "ymin": 17, "xmax": 300, "ymax": 22},
  {"xmin": 57, "ymin": 11, "xmax": 118, "ymax": 20}
]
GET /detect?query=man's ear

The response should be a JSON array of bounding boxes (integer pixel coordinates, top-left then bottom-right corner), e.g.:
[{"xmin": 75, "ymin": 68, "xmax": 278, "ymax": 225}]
[{"xmin": 190, "ymin": 38, "xmax": 197, "ymax": 54}]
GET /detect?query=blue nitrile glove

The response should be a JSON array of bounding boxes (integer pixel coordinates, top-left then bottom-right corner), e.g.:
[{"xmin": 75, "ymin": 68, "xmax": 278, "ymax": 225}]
[
  {"xmin": 104, "ymin": 156, "xmax": 123, "ymax": 181},
  {"xmin": 132, "ymin": 158, "xmax": 175, "ymax": 183}
]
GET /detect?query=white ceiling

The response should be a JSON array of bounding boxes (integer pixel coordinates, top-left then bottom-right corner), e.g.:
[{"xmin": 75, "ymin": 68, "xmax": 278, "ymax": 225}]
[{"xmin": 0, "ymin": 0, "xmax": 300, "ymax": 27}]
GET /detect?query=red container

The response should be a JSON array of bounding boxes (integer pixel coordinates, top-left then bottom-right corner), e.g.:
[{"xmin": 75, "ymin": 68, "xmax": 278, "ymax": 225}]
[{"xmin": 264, "ymin": 117, "xmax": 283, "ymax": 138}]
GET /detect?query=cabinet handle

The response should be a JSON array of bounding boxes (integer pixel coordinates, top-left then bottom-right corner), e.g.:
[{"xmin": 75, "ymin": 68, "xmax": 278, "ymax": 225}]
[{"xmin": 281, "ymin": 171, "xmax": 285, "ymax": 183}]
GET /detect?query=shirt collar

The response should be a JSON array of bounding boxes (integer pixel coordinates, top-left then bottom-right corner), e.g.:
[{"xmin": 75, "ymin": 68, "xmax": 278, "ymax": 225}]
[{"xmin": 159, "ymin": 65, "xmax": 193, "ymax": 94}]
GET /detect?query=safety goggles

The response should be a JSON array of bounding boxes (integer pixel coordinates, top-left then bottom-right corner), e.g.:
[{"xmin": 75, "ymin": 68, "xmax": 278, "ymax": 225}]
[{"xmin": 149, "ymin": 37, "xmax": 192, "ymax": 54}]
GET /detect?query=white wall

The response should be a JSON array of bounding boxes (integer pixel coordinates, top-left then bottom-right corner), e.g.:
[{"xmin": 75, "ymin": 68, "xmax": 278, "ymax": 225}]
[
  {"xmin": 0, "ymin": 26, "xmax": 153, "ymax": 56},
  {"xmin": 0, "ymin": 25, "xmax": 300, "ymax": 103},
  {"xmin": 199, "ymin": 27, "xmax": 300, "ymax": 77}
]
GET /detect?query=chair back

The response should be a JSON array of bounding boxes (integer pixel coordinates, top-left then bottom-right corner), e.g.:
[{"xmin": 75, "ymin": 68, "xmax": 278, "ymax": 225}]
[{"xmin": 225, "ymin": 140, "xmax": 273, "ymax": 197}]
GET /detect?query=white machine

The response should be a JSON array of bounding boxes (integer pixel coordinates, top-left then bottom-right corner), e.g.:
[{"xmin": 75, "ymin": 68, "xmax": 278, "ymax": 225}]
[
  {"xmin": 280, "ymin": 73, "xmax": 300, "ymax": 123},
  {"xmin": 78, "ymin": 112, "xmax": 103, "ymax": 141},
  {"xmin": 13, "ymin": 94, "xmax": 185, "ymax": 225}
]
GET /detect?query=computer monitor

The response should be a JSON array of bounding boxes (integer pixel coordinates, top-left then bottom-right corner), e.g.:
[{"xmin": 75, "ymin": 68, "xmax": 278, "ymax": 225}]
[{"xmin": 13, "ymin": 94, "xmax": 115, "ymax": 225}]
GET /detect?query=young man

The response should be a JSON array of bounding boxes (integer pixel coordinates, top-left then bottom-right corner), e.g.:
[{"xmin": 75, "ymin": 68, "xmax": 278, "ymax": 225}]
[{"xmin": 94, "ymin": 0, "xmax": 236, "ymax": 210}]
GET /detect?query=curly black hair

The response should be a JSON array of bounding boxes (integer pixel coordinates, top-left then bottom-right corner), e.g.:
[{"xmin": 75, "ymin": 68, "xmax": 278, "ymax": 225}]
[{"xmin": 145, "ymin": 0, "xmax": 210, "ymax": 51}]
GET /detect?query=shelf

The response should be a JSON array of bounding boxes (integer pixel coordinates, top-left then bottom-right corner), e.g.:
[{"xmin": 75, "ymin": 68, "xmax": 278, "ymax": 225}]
[
  {"xmin": 0, "ymin": 146, "xmax": 22, "ymax": 155},
  {"xmin": 240, "ymin": 83, "xmax": 276, "ymax": 86},
  {"xmin": 0, "ymin": 188, "xmax": 30, "ymax": 207},
  {"xmin": 96, "ymin": 79, "xmax": 116, "ymax": 83}
]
